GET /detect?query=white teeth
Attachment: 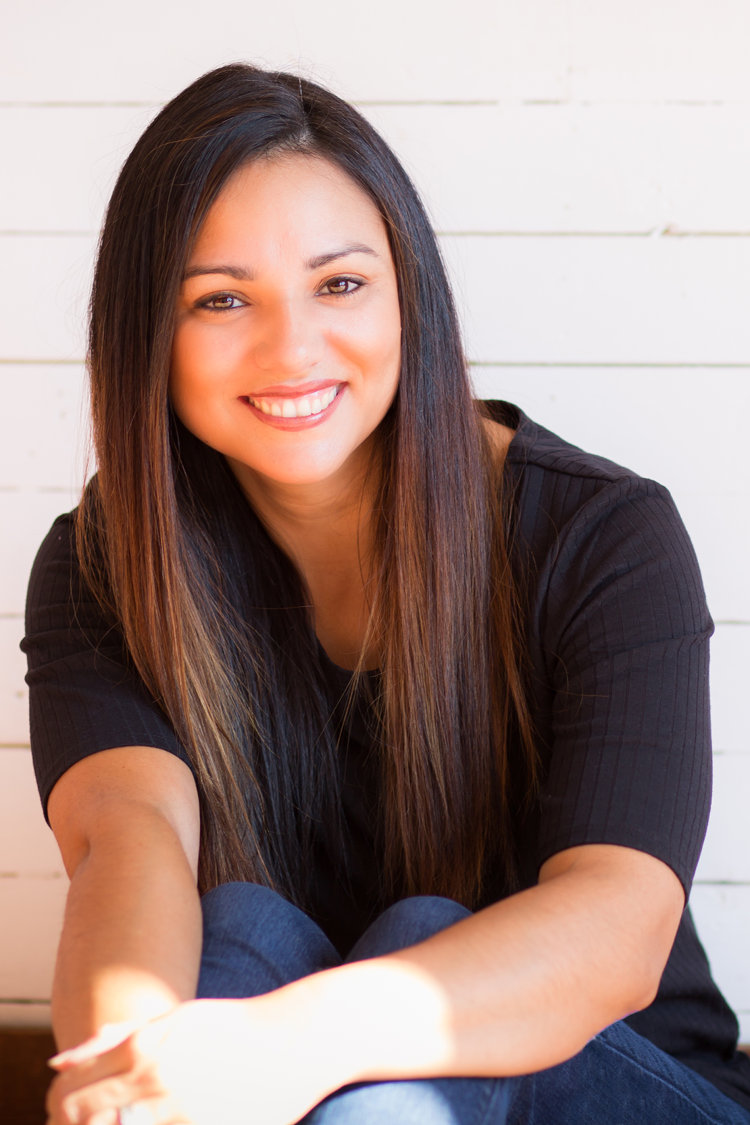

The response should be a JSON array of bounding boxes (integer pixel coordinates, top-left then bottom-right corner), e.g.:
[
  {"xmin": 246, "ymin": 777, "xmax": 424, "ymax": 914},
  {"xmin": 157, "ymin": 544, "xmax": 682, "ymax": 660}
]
[{"xmin": 249, "ymin": 385, "xmax": 338, "ymax": 419}]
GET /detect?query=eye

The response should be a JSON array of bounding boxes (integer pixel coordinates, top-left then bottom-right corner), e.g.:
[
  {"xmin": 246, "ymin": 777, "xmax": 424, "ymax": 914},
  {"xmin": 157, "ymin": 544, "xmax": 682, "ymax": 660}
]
[
  {"xmin": 195, "ymin": 292, "xmax": 246, "ymax": 312},
  {"xmin": 320, "ymin": 276, "xmax": 362, "ymax": 297}
]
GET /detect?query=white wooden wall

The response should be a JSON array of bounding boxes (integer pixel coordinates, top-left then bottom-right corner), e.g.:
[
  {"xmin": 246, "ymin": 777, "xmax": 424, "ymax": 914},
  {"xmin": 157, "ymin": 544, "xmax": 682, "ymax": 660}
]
[{"xmin": 2, "ymin": 0, "xmax": 749, "ymax": 1040}]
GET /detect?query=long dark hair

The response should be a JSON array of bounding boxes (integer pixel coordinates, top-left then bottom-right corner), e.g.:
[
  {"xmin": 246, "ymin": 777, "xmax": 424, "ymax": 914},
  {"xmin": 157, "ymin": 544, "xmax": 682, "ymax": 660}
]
[{"xmin": 78, "ymin": 63, "xmax": 536, "ymax": 905}]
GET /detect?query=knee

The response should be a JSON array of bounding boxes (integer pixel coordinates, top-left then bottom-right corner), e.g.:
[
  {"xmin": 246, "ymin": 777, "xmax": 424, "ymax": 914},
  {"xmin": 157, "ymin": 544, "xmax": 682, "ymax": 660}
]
[
  {"xmin": 201, "ymin": 881, "xmax": 288, "ymax": 932},
  {"xmin": 201, "ymin": 881, "xmax": 334, "ymax": 954},
  {"xmin": 380, "ymin": 895, "xmax": 471, "ymax": 928},
  {"xmin": 347, "ymin": 896, "xmax": 472, "ymax": 961},
  {"xmin": 201, "ymin": 877, "xmax": 292, "ymax": 940},
  {"xmin": 198, "ymin": 882, "xmax": 340, "ymax": 998}
]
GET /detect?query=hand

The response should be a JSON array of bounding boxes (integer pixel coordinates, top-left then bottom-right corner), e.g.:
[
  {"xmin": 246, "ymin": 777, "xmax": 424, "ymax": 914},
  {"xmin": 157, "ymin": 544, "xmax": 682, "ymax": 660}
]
[{"xmin": 46, "ymin": 995, "xmax": 335, "ymax": 1125}]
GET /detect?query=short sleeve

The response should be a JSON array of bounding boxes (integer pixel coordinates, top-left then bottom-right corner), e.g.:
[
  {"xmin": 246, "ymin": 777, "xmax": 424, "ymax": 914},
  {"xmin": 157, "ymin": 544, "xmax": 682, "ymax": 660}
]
[
  {"xmin": 533, "ymin": 477, "xmax": 713, "ymax": 897},
  {"xmin": 22, "ymin": 512, "xmax": 190, "ymax": 818}
]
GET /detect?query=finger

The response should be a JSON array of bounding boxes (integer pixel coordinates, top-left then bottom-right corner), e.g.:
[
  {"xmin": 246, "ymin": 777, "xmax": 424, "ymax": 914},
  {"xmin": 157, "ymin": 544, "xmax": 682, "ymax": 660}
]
[
  {"xmin": 50, "ymin": 1069, "xmax": 165, "ymax": 1125},
  {"xmin": 51, "ymin": 1023, "xmax": 142, "ymax": 1069},
  {"xmin": 87, "ymin": 1096, "xmax": 183, "ymax": 1125},
  {"xmin": 74, "ymin": 1109, "xmax": 120, "ymax": 1125},
  {"xmin": 49, "ymin": 1038, "xmax": 145, "ymax": 1097},
  {"xmin": 45, "ymin": 1086, "xmax": 120, "ymax": 1125}
]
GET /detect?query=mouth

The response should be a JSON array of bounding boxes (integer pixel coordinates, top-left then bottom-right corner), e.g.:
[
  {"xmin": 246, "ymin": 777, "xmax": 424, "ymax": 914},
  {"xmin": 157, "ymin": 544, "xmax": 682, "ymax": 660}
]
[
  {"xmin": 247, "ymin": 383, "xmax": 340, "ymax": 419},
  {"xmin": 242, "ymin": 383, "xmax": 344, "ymax": 428}
]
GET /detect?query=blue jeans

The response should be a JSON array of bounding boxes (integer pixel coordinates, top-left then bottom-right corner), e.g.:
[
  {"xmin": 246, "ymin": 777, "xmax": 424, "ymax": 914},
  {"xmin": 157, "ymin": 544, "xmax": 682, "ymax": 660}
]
[{"xmin": 196, "ymin": 883, "xmax": 750, "ymax": 1124}]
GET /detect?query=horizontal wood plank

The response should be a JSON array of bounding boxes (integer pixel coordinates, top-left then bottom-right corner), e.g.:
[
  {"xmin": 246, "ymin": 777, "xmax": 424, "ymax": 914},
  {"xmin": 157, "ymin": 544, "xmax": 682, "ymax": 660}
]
[
  {"xmin": 0, "ymin": 364, "xmax": 89, "ymax": 492},
  {"xmin": 1, "ymin": 0, "xmax": 503, "ymax": 104},
  {"xmin": 1, "ymin": 235, "xmax": 93, "ymax": 360},
  {"xmin": 690, "ymin": 885, "xmax": 750, "ymax": 1015},
  {"xmin": 496, "ymin": 0, "xmax": 750, "ymax": 104},
  {"xmin": 709, "ymin": 626, "xmax": 750, "ymax": 755},
  {"xmin": 375, "ymin": 103, "xmax": 750, "ymax": 235},
  {"xmin": 0, "ymin": 749, "xmax": 63, "ymax": 877},
  {"xmin": 442, "ymin": 235, "xmax": 750, "ymax": 365},
  {"xmin": 4, "ymin": 104, "xmax": 750, "ymax": 235},
  {"xmin": 0, "ymin": 105, "xmax": 156, "ymax": 233},
  {"xmin": 5, "ymin": 1, "xmax": 750, "ymax": 104},
  {"xmin": 0, "ymin": 617, "xmax": 31, "ymax": 746},
  {"xmin": 0, "ymin": 876, "xmax": 67, "ymax": 1001},
  {"xmin": 695, "ymin": 753, "xmax": 750, "ymax": 884},
  {"xmin": 1, "ymin": 491, "xmax": 83, "ymax": 616}
]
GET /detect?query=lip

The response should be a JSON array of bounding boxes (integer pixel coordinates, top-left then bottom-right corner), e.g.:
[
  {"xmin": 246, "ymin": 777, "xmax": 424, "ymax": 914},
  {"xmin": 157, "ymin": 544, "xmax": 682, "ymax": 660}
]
[
  {"xmin": 248, "ymin": 379, "xmax": 342, "ymax": 399},
  {"xmin": 241, "ymin": 383, "xmax": 345, "ymax": 430}
]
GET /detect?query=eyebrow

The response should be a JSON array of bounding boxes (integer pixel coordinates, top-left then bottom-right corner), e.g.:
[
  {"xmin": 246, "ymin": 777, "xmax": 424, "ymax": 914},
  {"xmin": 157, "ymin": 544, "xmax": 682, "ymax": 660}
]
[{"xmin": 182, "ymin": 243, "xmax": 379, "ymax": 282}]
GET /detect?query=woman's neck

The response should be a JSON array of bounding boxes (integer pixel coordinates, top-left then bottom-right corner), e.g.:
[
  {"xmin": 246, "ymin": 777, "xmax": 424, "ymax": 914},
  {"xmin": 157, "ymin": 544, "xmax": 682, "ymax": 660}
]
[
  {"xmin": 227, "ymin": 441, "xmax": 381, "ymax": 670},
  {"xmin": 228, "ymin": 438, "xmax": 377, "ymax": 557}
]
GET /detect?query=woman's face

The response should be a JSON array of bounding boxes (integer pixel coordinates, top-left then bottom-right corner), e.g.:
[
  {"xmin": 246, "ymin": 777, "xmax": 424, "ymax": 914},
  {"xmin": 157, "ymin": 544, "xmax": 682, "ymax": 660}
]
[{"xmin": 171, "ymin": 153, "xmax": 402, "ymax": 495}]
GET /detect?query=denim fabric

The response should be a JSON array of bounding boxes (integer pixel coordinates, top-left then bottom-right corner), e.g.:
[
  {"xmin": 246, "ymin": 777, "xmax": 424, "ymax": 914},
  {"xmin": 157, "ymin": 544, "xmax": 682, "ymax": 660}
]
[{"xmin": 196, "ymin": 883, "xmax": 750, "ymax": 1124}]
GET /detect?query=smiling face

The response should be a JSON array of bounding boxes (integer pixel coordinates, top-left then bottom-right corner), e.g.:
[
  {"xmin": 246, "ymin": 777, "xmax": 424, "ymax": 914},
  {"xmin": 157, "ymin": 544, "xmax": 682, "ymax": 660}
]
[{"xmin": 170, "ymin": 153, "xmax": 402, "ymax": 498}]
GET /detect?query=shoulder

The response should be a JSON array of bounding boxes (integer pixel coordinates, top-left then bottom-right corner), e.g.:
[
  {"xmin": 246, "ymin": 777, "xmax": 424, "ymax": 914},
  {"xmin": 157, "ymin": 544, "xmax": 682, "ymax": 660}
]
[
  {"xmin": 26, "ymin": 509, "xmax": 78, "ymax": 602},
  {"xmin": 24, "ymin": 502, "xmax": 118, "ymax": 645},
  {"xmin": 480, "ymin": 400, "xmax": 712, "ymax": 651},
  {"xmin": 24, "ymin": 508, "xmax": 92, "ymax": 640},
  {"xmin": 22, "ymin": 503, "xmax": 191, "ymax": 819},
  {"xmin": 486, "ymin": 399, "xmax": 644, "ymax": 491},
  {"xmin": 483, "ymin": 400, "xmax": 694, "ymax": 570}
]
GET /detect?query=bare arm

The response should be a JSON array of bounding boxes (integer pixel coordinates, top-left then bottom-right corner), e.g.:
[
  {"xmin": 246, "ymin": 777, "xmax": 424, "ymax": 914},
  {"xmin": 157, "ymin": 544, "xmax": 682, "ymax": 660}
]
[
  {"xmin": 49, "ymin": 841, "xmax": 684, "ymax": 1125},
  {"xmin": 47, "ymin": 746, "xmax": 202, "ymax": 1050},
  {"xmin": 310, "ymin": 842, "xmax": 685, "ymax": 1085}
]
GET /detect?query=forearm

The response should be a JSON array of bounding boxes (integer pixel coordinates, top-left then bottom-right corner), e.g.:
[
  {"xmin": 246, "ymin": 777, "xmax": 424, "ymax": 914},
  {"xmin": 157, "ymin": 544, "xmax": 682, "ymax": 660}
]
[
  {"xmin": 277, "ymin": 846, "xmax": 682, "ymax": 1093},
  {"xmin": 52, "ymin": 809, "xmax": 202, "ymax": 1050}
]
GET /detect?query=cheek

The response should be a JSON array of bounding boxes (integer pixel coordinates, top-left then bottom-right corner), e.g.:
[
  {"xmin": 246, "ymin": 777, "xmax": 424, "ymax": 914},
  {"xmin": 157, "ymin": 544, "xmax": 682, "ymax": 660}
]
[
  {"xmin": 168, "ymin": 347, "xmax": 197, "ymax": 422},
  {"xmin": 169, "ymin": 338, "xmax": 219, "ymax": 431},
  {"xmin": 379, "ymin": 295, "xmax": 403, "ymax": 365},
  {"xmin": 375, "ymin": 312, "xmax": 402, "ymax": 394},
  {"xmin": 170, "ymin": 327, "xmax": 200, "ymax": 400},
  {"xmin": 169, "ymin": 329, "xmax": 235, "ymax": 424},
  {"xmin": 337, "ymin": 297, "xmax": 401, "ymax": 375}
]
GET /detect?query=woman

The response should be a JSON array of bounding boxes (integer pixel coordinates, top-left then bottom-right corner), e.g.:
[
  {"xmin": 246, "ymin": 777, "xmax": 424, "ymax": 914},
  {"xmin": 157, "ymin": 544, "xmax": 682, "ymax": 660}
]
[{"xmin": 23, "ymin": 63, "xmax": 750, "ymax": 1124}]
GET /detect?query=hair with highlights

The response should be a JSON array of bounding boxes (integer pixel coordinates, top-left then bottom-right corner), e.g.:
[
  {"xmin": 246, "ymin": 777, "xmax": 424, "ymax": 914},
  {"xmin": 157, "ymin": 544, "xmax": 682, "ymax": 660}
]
[{"xmin": 78, "ymin": 63, "xmax": 536, "ymax": 905}]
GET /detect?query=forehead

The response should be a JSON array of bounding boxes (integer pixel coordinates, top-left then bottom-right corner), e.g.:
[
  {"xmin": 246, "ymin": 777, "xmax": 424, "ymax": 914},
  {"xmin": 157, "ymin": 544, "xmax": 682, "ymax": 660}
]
[{"xmin": 191, "ymin": 153, "xmax": 389, "ymax": 258}]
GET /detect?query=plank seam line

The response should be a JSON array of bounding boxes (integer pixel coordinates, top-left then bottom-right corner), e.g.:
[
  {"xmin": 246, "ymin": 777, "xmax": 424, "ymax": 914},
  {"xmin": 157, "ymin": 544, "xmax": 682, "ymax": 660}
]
[
  {"xmin": 4, "ymin": 360, "xmax": 750, "ymax": 370},
  {"xmin": 0, "ymin": 99, "xmax": 745, "ymax": 109},
  {"xmin": 469, "ymin": 361, "xmax": 750, "ymax": 370},
  {"xmin": 0, "ymin": 872, "xmax": 65, "ymax": 880},
  {"xmin": 0, "ymin": 997, "xmax": 50, "ymax": 1004},
  {"xmin": 692, "ymin": 880, "xmax": 750, "ymax": 887},
  {"xmin": 440, "ymin": 231, "xmax": 750, "ymax": 239},
  {"xmin": 5, "ymin": 230, "xmax": 750, "ymax": 239},
  {"xmin": 0, "ymin": 230, "xmax": 93, "ymax": 238},
  {"xmin": 0, "ymin": 359, "xmax": 82, "ymax": 366},
  {"xmin": 3, "ymin": 360, "xmax": 750, "ymax": 369},
  {"xmin": 0, "ymin": 99, "xmax": 500, "ymax": 109}
]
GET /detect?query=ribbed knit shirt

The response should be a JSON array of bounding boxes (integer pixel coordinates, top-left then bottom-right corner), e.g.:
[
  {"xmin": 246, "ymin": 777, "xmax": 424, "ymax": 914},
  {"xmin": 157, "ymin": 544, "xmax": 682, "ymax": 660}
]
[{"xmin": 22, "ymin": 403, "xmax": 750, "ymax": 1111}]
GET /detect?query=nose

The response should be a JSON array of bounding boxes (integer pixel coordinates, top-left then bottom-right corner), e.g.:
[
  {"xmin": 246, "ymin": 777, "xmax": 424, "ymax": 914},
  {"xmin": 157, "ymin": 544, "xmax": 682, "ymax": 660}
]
[{"xmin": 250, "ymin": 300, "xmax": 322, "ymax": 376}]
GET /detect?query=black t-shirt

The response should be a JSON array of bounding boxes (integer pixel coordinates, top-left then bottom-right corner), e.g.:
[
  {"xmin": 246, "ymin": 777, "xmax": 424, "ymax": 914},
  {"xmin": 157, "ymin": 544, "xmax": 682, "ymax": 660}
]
[{"xmin": 22, "ymin": 403, "xmax": 750, "ymax": 1110}]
